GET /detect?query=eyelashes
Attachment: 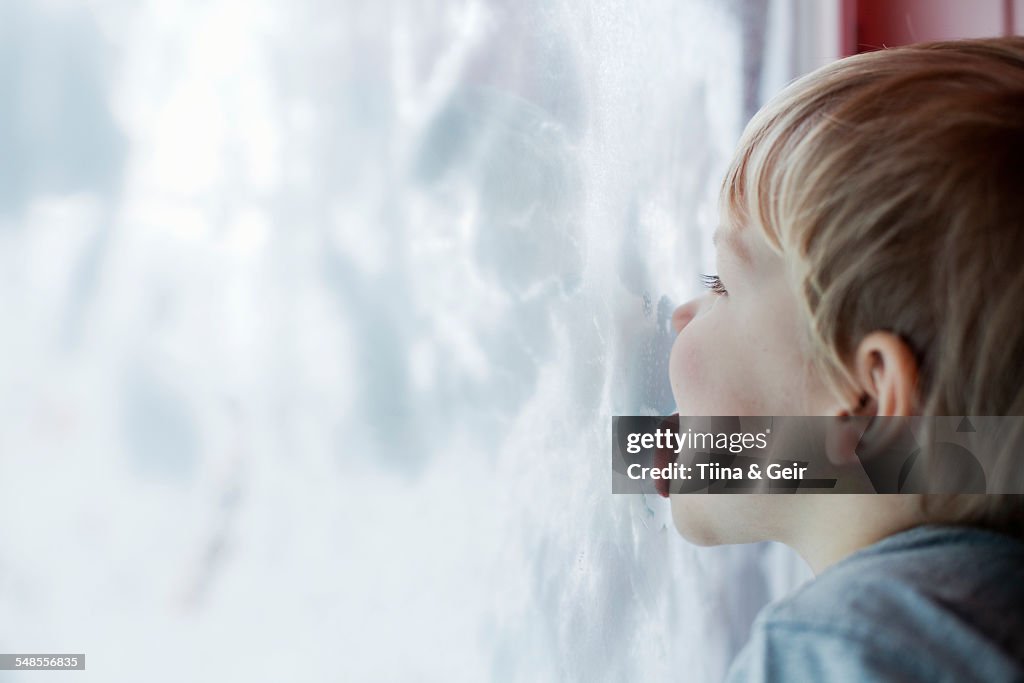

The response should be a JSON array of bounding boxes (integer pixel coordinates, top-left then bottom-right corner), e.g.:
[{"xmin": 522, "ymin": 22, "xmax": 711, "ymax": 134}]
[{"xmin": 700, "ymin": 273, "xmax": 728, "ymax": 296}]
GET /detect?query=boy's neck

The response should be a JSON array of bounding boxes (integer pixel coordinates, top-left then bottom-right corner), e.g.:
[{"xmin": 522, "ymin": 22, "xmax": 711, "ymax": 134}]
[{"xmin": 784, "ymin": 496, "xmax": 927, "ymax": 574}]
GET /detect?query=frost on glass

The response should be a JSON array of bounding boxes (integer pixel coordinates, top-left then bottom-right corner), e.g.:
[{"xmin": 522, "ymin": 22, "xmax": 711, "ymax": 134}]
[{"xmin": 0, "ymin": 1, "xmax": 810, "ymax": 681}]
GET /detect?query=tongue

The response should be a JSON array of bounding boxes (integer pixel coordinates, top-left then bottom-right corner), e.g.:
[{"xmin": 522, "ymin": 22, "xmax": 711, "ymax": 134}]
[{"xmin": 652, "ymin": 413, "xmax": 679, "ymax": 498}]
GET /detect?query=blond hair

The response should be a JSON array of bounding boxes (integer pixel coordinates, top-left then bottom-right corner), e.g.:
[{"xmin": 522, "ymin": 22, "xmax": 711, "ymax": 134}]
[{"xmin": 721, "ymin": 37, "xmax": 1024, "ymax": 533}]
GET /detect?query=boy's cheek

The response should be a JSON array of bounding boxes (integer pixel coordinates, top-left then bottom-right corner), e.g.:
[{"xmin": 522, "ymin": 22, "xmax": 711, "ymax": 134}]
[
  {"xmin": 669, "ymin": 330, "xmax": 755, "ymax": 415},
  {"xmin": 668, "ymin": 331, "xmax": 709, "ymax": 413}
]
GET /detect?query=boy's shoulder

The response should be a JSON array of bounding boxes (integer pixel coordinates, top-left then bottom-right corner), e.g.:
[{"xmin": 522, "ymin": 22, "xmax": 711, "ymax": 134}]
[
  {"xmin": 728, "ymin": 525, "xmax": 1024, "ymax": 683},
  {"xmin": 768, "ymin": 524, "xmax": 1024, "ymax": 629}
]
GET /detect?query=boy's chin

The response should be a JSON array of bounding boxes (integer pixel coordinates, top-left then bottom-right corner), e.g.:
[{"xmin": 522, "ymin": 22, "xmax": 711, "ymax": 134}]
[{"xmin": 669, "ymin": 495, "xmax": 777, "ymax": 546}]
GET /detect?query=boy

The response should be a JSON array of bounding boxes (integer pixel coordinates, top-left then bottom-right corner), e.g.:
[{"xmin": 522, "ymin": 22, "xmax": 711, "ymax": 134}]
[{"xmin": 667, "ymin": 37, "xmax": 1024, "ymax": 681}]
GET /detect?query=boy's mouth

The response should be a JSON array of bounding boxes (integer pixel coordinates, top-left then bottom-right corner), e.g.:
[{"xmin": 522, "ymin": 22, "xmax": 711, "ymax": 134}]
[{"xmin": 652, "ymin": 413, "xmax": 680, "ymax": 498}]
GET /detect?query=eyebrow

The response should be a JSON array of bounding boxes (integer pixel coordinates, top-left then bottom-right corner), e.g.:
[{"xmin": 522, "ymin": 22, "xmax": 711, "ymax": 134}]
[{"xmin": 712, "ymin": 228, "xmax": 752, "ymax": 265}]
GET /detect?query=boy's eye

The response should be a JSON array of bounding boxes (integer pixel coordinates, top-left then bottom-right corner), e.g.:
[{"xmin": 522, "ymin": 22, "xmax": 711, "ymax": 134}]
[{"xmin": 700, "ymin": 273, "xmax": 728, "ymax": 296}]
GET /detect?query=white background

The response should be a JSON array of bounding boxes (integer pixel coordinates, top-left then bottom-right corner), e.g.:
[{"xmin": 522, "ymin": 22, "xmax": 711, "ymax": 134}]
[{"xmin": 0, "ymin": 1, "xmax": 819, "ymax": 680}]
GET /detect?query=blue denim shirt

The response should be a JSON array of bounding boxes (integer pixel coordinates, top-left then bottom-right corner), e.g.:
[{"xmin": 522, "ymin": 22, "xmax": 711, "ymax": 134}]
[{"xmin": 726, "ymin": 524, "xmax": 1024, "ymax": 682}]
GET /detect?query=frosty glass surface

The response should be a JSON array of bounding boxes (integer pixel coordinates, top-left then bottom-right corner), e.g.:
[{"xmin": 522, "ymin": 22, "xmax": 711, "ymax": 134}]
[{"xmin": 0, "ymin": 1, "xmax": 810, "ymax": 680}]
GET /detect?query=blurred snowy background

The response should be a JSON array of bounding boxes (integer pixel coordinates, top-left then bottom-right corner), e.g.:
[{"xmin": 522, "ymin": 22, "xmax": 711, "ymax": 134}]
[{"xmin": 0, "ymin": 1, "xmax": 822, "ymax": 680}]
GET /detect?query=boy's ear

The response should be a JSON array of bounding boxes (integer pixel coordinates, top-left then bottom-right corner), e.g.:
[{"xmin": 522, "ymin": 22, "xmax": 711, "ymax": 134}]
[
  {"xmin": 824, "ymin": 331, "xmax": 919, "ymax": 467},
  {"xmin": 851, "ymin": 331, "xmax": 919, "ymax": 417}
]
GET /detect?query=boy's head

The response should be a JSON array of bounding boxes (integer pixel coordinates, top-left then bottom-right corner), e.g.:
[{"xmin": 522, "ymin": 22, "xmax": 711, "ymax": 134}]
[{"xmin": 668, "ymin": 37, "xmax": 1024, "ymax": 557}]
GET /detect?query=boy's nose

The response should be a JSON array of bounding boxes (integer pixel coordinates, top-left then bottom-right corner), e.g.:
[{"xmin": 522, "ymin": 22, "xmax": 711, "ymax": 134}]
[{"xmin": 671, "ymin": 297, "xmax": 702, "ymax": 334}]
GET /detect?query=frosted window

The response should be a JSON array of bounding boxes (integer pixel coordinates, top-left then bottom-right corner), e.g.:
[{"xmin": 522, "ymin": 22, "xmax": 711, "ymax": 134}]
[{"xmin": 0, "ymin": 1, "xmax": 812, "ymax": 680}]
